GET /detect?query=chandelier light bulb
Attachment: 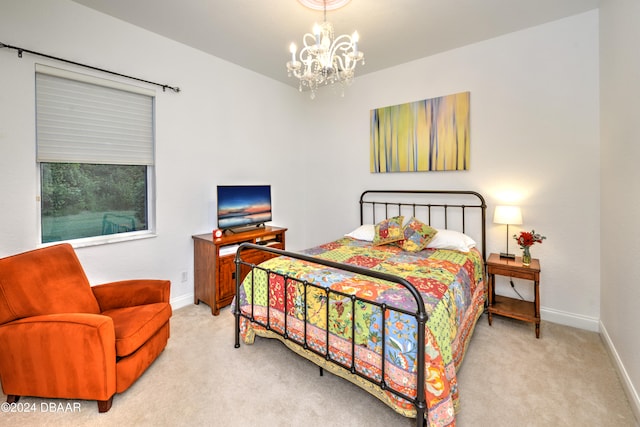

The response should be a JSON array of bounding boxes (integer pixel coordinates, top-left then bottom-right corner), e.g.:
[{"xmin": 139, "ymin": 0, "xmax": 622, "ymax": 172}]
[
  {"xmin": 313, "ymin": 23, "xmax": 321, "ymax": 46},
  {"xmin": 289, "ymin": 43, "xmax": 297, "ymax": 63},
  {"xmin": 352, "ymin": 31, "xmax": 359, "ymax": 54}
]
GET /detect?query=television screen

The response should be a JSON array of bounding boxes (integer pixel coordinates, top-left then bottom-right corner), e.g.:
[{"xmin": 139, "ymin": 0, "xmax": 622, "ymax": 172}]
[{"xmin": 217, "ymin": 185, "xmax": 272, "ymax": 230}]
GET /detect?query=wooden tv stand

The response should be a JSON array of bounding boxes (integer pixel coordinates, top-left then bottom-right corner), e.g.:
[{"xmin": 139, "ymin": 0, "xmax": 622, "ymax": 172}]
[{"xmin": 192, "ymin": 226, "xmax": 287, "ymax": 315}]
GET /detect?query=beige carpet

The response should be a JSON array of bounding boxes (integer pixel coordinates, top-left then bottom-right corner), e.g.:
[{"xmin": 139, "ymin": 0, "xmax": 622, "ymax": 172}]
[{"xmin": 2, "ymin": 303, "xmax": 637, "ymax": 426}]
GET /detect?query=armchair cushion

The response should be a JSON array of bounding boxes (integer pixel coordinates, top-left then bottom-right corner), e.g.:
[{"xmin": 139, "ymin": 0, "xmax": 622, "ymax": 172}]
[
  {"xmin": 102, "ymin": 303, "xmax": 172, "ymax": 357},
  {"xmin": 0, "ymin": 244, "xmax": 100, "ymax": 324}
]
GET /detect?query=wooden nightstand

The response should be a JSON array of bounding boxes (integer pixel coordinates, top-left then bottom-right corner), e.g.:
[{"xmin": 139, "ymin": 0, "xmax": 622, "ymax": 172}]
[{"xmin": 486, "ymin": 253, "xmax": 541, "ymax": 338}]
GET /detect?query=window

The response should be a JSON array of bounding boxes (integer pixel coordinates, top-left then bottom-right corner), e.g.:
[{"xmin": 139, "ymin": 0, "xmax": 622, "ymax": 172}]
[{"xmin": 36, "ymin": 65, "xmax": 155, "ymax": 244}]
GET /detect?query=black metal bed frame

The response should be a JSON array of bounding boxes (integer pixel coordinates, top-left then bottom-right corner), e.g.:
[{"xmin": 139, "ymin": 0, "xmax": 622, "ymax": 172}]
[{"xmin": 234, "ymin": 190, "xmax": 486, "ymax": 427}]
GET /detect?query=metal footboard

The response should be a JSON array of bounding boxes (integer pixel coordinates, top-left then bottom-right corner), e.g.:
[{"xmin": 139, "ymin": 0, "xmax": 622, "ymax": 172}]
[
  {"xmin": 234, "ymin": 244, "xmax": 428, "ymax": 427},
  {"xmin": 233, "ymin": 189, "xmax": 487, "ymax": 427}
]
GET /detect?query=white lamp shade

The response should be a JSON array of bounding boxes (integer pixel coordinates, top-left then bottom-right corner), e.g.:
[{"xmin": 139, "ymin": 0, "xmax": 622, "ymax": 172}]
[{"xmin": 493, "ymin": 205, "xmax": 523, "ymax": 225}]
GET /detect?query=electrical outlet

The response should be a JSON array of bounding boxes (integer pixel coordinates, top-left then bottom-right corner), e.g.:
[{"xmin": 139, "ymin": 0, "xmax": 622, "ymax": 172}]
[{"xmin": 181, "ymin": 271, "xmax": 188, "ymax": 283}]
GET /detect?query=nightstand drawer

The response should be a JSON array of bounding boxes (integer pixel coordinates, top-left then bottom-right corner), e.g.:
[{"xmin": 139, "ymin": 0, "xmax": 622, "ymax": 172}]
[{"xmin": 488, "ymin": 265, "xmax": 538, "ymax": 281}]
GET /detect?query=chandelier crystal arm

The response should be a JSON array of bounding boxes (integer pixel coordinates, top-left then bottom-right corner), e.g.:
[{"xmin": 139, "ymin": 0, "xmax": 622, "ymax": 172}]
[{"xmin": 329, "ymin": 34, "xmax": 356, "ymax": 67}]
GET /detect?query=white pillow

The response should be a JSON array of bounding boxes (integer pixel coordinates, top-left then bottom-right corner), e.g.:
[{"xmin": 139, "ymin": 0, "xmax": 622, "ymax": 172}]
[
  {"xmin": 344, "ymin": 224, "xmax": 375, "ymax": 241},
  {"xmin": 427, "ymin": 229, "xmax": 476, "ymax": 252}
]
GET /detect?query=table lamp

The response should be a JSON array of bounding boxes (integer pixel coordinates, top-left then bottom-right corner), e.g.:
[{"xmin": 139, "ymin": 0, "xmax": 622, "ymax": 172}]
[{"xmin": 493, "ymin": 205, "xmax": 522, "ymax": 259}]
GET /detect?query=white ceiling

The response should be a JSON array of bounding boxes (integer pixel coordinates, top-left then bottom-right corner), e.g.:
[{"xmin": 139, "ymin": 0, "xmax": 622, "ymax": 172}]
[{"xmin": 70, "ymin": 0, "xmax": 599, "ymax": 88}]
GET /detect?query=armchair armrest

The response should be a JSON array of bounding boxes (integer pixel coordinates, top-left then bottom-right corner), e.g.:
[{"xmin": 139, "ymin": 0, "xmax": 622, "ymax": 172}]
[
  {"xmin": 92, "ymin": 279, "xmax": 171, "ymax": 312},
  {"xmin": 0, "ymin": 313, "xmax": 116, "ymax": 400}
]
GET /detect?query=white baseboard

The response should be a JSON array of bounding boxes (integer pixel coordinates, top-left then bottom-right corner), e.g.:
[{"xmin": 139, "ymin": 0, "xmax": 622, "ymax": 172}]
[
  {"xmin": 542, "ymin": 307, "xmax": 639, "ymax": 423},
  {"xmin": 599, "ymin": 322, "xmax": 640, "ymax": 424},
  {"xmin": 540, "ymin": 305, "xmax": 600, "ymax": 332},
  {"xmin": 170, "ymin": 292, "xmax": 194, "ymax": 310}
]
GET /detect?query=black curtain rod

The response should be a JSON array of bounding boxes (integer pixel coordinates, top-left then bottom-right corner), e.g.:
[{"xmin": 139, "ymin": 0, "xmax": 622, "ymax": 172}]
[{"xmin": 0, "ymin": 41, "xmax": 180, "ymax": 93}]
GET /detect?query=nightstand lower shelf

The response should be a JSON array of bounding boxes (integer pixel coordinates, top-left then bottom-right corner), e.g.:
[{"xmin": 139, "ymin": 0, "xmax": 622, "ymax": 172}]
[{"xmin": 488, "ymin": 295, "xmax": 537, "ymax": 323}]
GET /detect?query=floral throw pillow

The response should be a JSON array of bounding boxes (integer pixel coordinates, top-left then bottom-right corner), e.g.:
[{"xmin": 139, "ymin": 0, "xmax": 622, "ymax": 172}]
[
  {"xmin": 373, "ymin": 216, "xmax": 405, "ymax": 246},
  {"xmin": 401, "ymin": 217, "xmax": 437, "ymax": 252}
]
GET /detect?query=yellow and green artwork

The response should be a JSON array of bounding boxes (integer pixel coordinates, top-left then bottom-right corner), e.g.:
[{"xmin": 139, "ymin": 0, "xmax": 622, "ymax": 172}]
[{"xmin": 370, "ymin": 92, "xmax": 470, "ymax": 172}]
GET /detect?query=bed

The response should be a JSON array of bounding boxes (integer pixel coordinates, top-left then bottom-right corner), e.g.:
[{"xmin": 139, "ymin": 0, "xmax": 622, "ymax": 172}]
[{"xmin": 233, "ymin": 190, "xmax": 487, "ymax": 427}]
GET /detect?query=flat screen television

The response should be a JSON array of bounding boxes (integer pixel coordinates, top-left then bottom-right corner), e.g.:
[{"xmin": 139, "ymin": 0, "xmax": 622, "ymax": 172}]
[{"xmin": 217, "ymin": 185, "xmax": 272, "ymax": 230}]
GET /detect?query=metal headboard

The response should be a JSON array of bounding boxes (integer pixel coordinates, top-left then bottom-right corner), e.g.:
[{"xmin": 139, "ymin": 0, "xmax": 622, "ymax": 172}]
[{"xmin": 359, "ymin": 190, "xmax": 487, "ymax": 260}]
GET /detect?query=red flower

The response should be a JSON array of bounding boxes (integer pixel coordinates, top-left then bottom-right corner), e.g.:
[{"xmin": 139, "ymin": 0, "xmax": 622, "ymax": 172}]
[{"xmin": 513, "ymin": 230, "xmax": 546, "ymax": 248}]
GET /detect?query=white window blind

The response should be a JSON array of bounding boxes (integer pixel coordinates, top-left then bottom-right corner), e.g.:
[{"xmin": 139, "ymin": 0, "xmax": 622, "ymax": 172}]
[{"xmin": 35, "ymin": 64, "xmax": 155, "ymax": 165}]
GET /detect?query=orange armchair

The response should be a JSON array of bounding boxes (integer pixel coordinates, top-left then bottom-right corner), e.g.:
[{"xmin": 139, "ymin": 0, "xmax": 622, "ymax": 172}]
[{"xmin": 0, "ymin": 243, "xmax": 172, "ymax": 412}]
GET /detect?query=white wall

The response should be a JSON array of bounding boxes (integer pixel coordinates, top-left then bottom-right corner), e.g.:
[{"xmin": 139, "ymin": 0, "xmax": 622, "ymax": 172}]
[
  {"xmin": 0, "ymin": 3, "xmax": 601, "ymax": 331},
  {"xmin": 600, "ymin": 0, "xmax": 640, "ymax": 419},
  {"xmin": 305, "ymin": 11, "xmax": 601, "ymax": 331},
  {"xmin": 0, "ymin": 0, "xmax": 311, "ymax": 308},
  {"xmin": 0, "ymin": 1, "xmax": 602, "ymax": 329}
]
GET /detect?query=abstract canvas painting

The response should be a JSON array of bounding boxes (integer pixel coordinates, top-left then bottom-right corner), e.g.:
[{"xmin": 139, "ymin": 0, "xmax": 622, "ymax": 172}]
[{"xmin": 370, "ymin": 92, "xmax": 470, "ymax": 172}]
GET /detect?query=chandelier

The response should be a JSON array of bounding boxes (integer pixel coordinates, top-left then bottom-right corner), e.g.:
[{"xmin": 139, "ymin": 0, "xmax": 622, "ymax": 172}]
[{"xmin": 286, "ymin": 0, "xmax": 364, "ymax": 99}]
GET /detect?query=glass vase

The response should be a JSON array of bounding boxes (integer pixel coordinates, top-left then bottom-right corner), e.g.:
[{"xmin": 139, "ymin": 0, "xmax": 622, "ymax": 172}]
[{"xmin": 522, "ymin": 247, "xmax": 531, "ymax": 266}]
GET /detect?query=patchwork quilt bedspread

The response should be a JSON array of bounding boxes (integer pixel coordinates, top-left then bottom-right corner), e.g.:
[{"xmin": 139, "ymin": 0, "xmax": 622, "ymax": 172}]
[{"xmin": 236, "ymin": 236, "xmax": 485, "ymax": 427}]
